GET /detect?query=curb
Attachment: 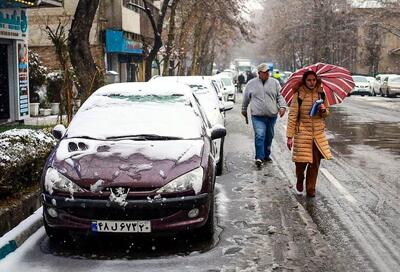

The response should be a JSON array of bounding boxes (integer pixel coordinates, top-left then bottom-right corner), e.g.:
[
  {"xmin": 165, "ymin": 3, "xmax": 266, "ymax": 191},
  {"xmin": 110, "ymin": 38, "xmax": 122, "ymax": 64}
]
[{"xmin": 0, "ymin": 207, "xmax": 43, "ymax": 260}]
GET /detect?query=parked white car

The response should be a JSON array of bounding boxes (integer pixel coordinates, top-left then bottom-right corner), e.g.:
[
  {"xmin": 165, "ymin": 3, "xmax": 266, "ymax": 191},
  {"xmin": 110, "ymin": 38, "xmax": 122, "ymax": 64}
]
[
  {"xmin": 380, "ymin": 75, "xmax": 400, "ymax": 97},
  {"xmin": 216, "ymin": 74, "xmax": 236, "ymax": 102},
  {"xmin": 150, "ymin": 76, "xmax": 233, "ymax": 175},
  {"xmin": 365, "ymin": 76, "xmax": 381, "ymax": 96},
  {"xmin": 375, "ymin": 74, "xmax": 397, "ymax": 95},
  {"xmin": 351, "ymin": 76, "xmax": 372, "ymax": 96}
]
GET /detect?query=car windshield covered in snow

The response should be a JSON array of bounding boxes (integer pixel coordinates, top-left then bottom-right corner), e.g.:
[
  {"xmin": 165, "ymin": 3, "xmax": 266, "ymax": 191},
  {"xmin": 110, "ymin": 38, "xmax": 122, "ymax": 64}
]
[
  {"xmin": 352, "ymin": 76, "xmax": 368, "ymax": 83},
  {"xmin": 66, "ymin": 83, "xmax": 205, "ymax": 140},
  {"xmin": 220, "ymin": 78, "xmax": 233, "ymax": 86}
]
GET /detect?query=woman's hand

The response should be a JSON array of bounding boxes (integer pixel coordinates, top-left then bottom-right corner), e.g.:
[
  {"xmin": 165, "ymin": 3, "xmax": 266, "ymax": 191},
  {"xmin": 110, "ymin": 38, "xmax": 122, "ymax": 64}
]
[
  {"xmin": 319, "ymin": 104, "xmax": 326, "ymax": 112},
  {"xmin": 287, "ymin": 137, "xmax": 293, "ymax": 150}
]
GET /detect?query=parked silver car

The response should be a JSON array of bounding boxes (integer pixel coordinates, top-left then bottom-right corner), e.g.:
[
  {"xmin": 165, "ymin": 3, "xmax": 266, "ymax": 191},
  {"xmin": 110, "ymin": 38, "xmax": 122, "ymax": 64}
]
[{"xmin": 380, "ymin": 75, "xmax": 400, "ymax": 97}]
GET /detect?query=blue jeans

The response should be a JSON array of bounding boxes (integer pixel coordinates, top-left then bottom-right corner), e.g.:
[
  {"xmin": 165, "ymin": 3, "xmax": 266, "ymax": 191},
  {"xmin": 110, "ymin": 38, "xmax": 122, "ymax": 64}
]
[{"xmin": 251, "ymin": 115, "xmax": 277, "ymax": 160}]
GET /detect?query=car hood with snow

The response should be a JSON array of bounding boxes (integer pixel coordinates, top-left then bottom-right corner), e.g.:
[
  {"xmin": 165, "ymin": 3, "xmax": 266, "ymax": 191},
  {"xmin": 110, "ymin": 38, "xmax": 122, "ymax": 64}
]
[{"xmin": 49, "ymin": 138, "xmax": 204, "ymax": 191}]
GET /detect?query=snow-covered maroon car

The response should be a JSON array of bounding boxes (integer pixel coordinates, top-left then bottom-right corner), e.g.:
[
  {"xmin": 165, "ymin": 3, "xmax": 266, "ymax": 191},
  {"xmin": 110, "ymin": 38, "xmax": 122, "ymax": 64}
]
[{"xmin": 41, "ymin": 82, "xmax": 226, "ymax": 241}]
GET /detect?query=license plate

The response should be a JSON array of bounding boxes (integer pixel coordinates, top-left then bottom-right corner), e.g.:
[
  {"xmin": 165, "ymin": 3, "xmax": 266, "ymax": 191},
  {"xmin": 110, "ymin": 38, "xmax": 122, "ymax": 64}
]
[{"xmin": 91, "ymin": 220, "xmax": 151, "ymax": 233}]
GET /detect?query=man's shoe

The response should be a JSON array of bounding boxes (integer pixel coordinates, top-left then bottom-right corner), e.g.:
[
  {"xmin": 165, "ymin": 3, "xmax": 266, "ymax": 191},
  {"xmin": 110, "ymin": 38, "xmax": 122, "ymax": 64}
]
[
  {"xmin": 255, "ymin": 159, "xmax": 263, "ymax": 168},
  {"xmin": 264, "ymin": 157, "xmax": 272, "ymax": 163},
  {"xmin": 296, "ymin": 182, "xmax": 304, "ymax": 192}
]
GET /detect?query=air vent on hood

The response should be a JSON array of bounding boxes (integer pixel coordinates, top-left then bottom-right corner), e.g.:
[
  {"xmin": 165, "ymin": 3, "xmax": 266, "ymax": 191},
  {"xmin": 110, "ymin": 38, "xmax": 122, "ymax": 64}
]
[
  {"xmin": 68, "ymin": 141, "xmax": 89, "ymax": 152},
  {"xmin": 78, "ymin": 142, "xmax": 88, "ymax": 150},
  {"xmin": 68, "ymin": 142, "xmax": 79, "ymax": 152}
]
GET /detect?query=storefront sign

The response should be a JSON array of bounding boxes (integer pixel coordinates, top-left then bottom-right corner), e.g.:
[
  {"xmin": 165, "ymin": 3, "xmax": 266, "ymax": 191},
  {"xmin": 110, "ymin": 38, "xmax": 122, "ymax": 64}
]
[
  {"xmin": 17, "ymin": 41, "xmax": 29, "ymax": 119},
  {"xmin": 105, "ymin": 29, "xmax": 143, "ymax": 55},
  {"xmin": 0, "ymin": 9, "xmax": 28, "ymax": 40}
]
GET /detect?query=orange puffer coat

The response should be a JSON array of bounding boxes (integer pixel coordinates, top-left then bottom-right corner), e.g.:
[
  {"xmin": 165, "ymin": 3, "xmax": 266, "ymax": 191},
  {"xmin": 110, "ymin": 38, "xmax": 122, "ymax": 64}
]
[{"xmin": 286, "ymin": 84, "xmax": 332, "ymax": 163}]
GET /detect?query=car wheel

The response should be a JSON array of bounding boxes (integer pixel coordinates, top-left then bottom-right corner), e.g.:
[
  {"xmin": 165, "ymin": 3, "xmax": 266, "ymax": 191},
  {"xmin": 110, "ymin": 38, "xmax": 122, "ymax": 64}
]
[
  {"xmin": 216, "ymin": 137, "xmax": 224, "ymax": 176},
  {"xmin": 44, "ymin": 219, "xmax": 71, "ymax": 244},
  {"xmin": 196, "ymin": 194, "xmax": 215, "ymax": 240}
]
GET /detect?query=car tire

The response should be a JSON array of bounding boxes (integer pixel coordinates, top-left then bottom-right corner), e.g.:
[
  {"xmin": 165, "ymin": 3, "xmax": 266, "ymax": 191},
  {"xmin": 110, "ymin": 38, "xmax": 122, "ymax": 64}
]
[
  {"xmin": 197, "ymin": 194, "xmax": 215, "ymax": 240},
  {"xmin": 44, "ymin": 219, "xmax": 71, "ymax": 244},
  {"xmin": 216, "ymin": 137, "xmax": 224, "ymax": 176}
]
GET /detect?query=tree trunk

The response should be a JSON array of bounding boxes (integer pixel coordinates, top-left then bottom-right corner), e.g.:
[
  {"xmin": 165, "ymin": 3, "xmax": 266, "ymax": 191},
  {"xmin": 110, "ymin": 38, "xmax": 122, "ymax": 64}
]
[
  {"xmin": 163, "ymin": 1, "xmax": 178, "ymax": 76},
  {"xmin": 68, "ymin": 0, "xmax": 101, "ymax": 100}
]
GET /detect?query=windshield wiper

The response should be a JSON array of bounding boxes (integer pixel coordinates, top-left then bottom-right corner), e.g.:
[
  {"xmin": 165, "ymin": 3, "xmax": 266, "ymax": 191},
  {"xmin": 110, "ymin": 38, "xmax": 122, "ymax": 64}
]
[{"xmin": 106, "ymin": 134, "xmax": 183, "ymax": 141}]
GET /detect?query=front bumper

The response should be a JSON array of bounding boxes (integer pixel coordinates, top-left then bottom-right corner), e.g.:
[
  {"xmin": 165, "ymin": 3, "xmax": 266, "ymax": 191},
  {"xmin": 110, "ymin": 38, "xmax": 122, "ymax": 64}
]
[
  {"xmin": 42, "ymin": 192, "xmax": 210, "ymax": 233},
  {"xmin": 351, "ymin": 88, "xmax": 372, "ymax": 95}
]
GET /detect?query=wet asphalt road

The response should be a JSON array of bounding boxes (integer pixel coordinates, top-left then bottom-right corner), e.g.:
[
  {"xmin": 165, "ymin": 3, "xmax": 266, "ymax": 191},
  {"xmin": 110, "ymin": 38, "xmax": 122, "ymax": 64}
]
[
  {"xmin": 273, "ymin": 95, "xmax": 400, "ymax": 272},
  {"xmin": 1, "ymin": 94, "xmax": 399, "ymax": 272}
]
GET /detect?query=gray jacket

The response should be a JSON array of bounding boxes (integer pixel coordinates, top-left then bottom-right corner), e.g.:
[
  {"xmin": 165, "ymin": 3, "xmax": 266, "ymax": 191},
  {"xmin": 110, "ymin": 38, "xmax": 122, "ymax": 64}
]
[{"xmin": 242, "ymin": 77, "xmax": 287, "ymax": 117}]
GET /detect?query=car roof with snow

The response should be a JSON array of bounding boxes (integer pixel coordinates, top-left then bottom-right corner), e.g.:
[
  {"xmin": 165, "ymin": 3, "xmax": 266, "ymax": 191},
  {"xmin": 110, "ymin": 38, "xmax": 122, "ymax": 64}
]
[
  {"xmin": 66, "ymin": 82, "xmax": 205, "ymax": 140},
  {"xmin": 150, "ymin": 76, "xmax": 215, "ymax": 94},
  {"xmin": 93, "ymin": 82, "xmax": 194, "ymax": 97}
]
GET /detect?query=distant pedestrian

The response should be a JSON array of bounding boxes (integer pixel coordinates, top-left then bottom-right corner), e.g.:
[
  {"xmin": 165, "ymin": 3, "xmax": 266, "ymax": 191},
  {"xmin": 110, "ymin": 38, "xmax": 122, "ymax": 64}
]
[
  {"xmin": 242, "ymin": 63, "xmax": 287, "ymax": 168},
  {"xmin": 286, "ymin": 70, "xmax": 332, "ymax": 197},
  {"xmin": 238, "ymin": 73, "xmax": 246, "ymax": 93},
  {"xmin": 246, "ymin": 70, "xmax": 255, "ymax": 83}
]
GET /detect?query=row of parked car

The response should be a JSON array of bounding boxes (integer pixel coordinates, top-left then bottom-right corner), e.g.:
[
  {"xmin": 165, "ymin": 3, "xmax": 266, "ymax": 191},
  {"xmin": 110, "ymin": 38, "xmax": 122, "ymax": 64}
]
[
  {"xmin": 352, "ymin": 74, "xmax": 400, "ymax": 97},
  {"xmin": 42, "ymin": 75, "xmax": 236, "ymax": 243}
]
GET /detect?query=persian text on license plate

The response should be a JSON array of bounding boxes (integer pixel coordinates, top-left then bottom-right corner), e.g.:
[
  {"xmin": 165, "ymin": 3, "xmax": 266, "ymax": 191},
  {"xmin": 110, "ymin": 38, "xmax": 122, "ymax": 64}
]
[{"xmin": 91, "ymin": 220, "xmax": 151, "ymax": 233}]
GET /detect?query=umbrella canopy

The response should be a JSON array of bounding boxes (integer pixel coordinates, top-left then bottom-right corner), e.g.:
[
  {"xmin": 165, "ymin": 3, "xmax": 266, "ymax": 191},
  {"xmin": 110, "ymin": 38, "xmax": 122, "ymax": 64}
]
[{"xmin": 281, "ymin": 63, "xmax": 355, "ymax": 106}]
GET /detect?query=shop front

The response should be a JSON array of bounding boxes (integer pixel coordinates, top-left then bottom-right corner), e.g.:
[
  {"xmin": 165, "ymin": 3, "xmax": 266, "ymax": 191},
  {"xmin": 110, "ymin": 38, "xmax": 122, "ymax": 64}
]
[
  {"xmin": 0, "ymin": 5, "xmax": 31, "ymax": 122},
  {"xmin": 105, "ymin": 29, "xmax": 144, "ymax": 83}
]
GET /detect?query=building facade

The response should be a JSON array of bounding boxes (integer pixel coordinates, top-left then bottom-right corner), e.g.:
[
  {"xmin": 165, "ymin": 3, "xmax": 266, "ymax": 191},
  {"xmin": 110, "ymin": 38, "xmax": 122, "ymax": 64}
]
[
  {"xmin": 28, "ymin": 0, "xmax": 159, "ymax": 84},
  {"xmin": 352, "ymin": 5, "xmax": 400, "ymax": 75},
  {"xmin": 0, "ymin": 0, "xmax": 61, "ymax": 123}
]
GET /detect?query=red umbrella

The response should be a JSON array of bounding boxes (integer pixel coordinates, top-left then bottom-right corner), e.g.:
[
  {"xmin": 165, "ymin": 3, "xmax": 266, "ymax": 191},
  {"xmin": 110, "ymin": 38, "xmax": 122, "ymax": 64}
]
[{"xmin": 281, "ymin": 63, "xmax": 355, "ymax": 106}]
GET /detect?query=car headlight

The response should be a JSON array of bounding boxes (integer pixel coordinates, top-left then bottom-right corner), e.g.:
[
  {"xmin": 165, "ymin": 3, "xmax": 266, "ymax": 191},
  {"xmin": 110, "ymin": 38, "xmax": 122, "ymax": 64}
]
[
  {"xmin": 156, "ymin": 167, "xmax": 204, "ymax": 194},
  {"xmin": 45, "ymin": 167, "xmax": 85, "ymax": 195}
]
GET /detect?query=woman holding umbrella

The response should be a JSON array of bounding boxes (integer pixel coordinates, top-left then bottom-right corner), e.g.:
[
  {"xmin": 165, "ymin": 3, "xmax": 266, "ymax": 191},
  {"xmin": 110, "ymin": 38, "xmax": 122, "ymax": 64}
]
[
  {"xmin": 286, "ymin": 70, "xmax": 332, "ymax": 197},
  {"xmin": 282, "ymin": 63, "xmax": 354, "ymax": 197}
]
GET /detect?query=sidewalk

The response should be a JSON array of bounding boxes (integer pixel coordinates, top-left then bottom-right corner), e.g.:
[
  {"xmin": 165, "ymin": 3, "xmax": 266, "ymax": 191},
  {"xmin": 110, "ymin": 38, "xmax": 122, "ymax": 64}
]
[{"xmin": 24, "ymin": 115, "xmax": 66, "ymax": 126}]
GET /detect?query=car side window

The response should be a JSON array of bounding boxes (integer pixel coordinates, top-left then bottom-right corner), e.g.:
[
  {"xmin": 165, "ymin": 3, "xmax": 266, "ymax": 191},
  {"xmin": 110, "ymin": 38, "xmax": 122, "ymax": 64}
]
[{"xmin": 193, "ymin": 94, "xmax": 212, "ymax": 128}]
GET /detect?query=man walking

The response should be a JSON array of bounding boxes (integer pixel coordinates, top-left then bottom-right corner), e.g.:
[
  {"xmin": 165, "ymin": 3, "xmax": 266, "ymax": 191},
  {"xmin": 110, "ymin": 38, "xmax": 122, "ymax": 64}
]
[{"xmin": 241, "ymin": 63, "xmax": 287, "ymax": 168}]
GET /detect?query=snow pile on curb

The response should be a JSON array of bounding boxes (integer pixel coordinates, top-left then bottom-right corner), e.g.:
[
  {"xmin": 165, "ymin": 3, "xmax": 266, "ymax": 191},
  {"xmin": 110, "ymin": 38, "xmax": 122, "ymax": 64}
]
[{"xmin": 0, "ymin": 129, "xmax": 56, "ymax": 195}]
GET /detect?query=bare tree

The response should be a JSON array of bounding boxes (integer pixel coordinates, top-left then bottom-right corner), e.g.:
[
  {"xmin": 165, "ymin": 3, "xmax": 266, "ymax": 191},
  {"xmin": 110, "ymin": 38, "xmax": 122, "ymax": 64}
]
[
  {"xmin": 44, "ymin": 20, "xmax": 74, "ymax": 123},
  {"xmin": 68, "ymin": 0, "xmax": 103, "ymax": 100}
]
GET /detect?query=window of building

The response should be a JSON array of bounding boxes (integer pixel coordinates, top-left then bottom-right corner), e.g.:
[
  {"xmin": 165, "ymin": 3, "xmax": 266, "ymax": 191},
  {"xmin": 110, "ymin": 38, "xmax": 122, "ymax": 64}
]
[
  {"xmin": 107, "ymin": 53, "xmax": 113, "ymax": 71},
  {"xmin": 125, "ymin": 0, "xmax": 144, "ymax": 13},
  {"xmin": 123, "ymin": 32, "xmax": 143, "ymax": 43}
]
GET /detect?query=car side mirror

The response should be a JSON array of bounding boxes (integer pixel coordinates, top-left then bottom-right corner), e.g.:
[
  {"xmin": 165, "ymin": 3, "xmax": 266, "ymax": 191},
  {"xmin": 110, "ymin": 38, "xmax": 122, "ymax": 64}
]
[
  {"xmin": 221, "ymin": 101, "xmax": 234, "ymax": 112},
  {"xmin": 211, "ymin": 125, "xmax": 227, "ymax": 140},
  {"xmin": 52, "ymin": 124, "xmax": 66, "ymax": 140}
]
